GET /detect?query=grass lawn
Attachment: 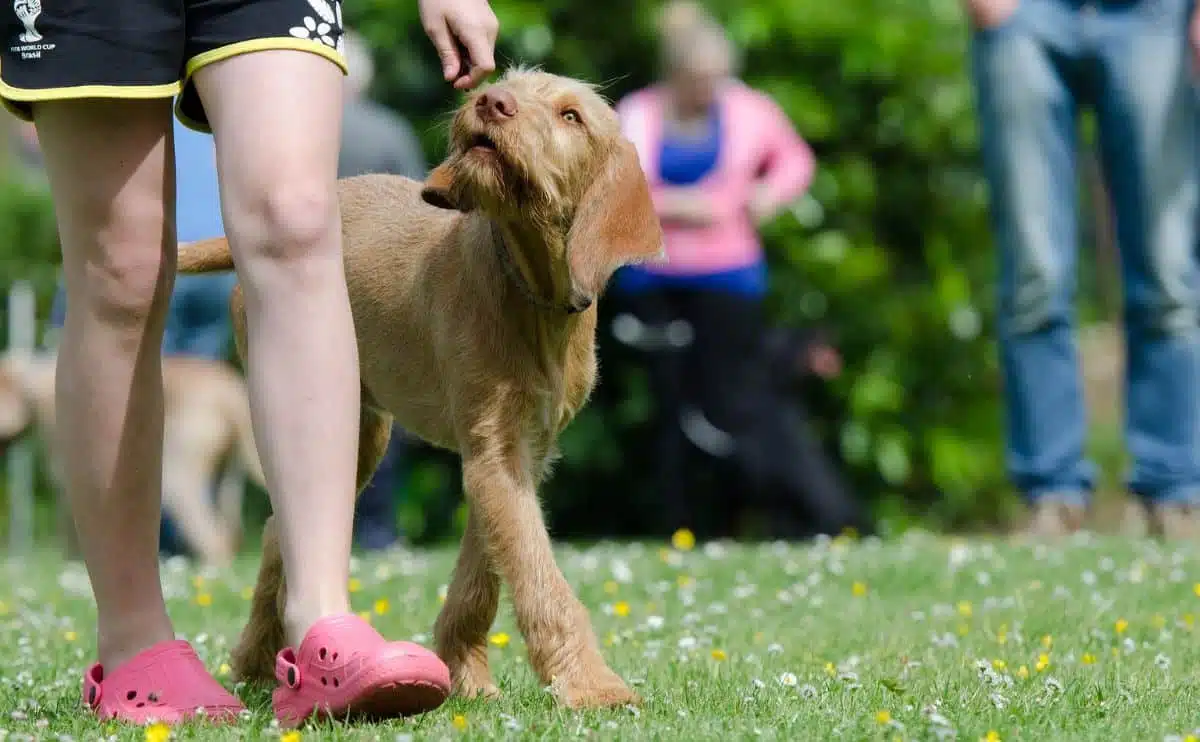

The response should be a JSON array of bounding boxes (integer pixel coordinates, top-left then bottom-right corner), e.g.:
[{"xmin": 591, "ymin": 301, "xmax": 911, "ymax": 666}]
[{"xmin": 1, "ymin": 530, "xmax": 1199, "ymax": 741}]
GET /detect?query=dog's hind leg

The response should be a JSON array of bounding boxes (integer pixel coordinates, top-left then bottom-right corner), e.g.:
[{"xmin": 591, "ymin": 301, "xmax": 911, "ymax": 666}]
[
  {"xmin": 452, "ymin": 424, "xmax": 637, "ymax": 709},
  {"xmin": 434, "ymin": 507, "xmax": 501, "ymax": 699},
  {"xmin": 231, "ymin": 514, "xmax": 288, "ymax": 682},
  {"xmin": 231, "ymin": 399, "xmax": 390, "ymax": 684}
]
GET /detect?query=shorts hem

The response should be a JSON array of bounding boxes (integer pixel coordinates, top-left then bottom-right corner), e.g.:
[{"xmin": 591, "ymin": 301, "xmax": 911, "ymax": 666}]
[
  {"xmin": 0, "ymin": 78, "xmax": 183, "ymax": 120},
  {"xmin": 177, "ymin": 37, "xmax": 348, "ymax": 133},
  {"xmin": 185, "ymin": 37, "xmax": 348, "ymax": 79}
]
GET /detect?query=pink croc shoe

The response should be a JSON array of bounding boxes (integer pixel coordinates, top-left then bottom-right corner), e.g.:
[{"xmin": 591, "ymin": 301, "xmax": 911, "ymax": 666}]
[
  {"xmin": 273, "ymin": 613, "xmax": 451, "ymax": 728},
  {"xmin": 82, "ymin": 640, "xmax": 245, "ymax": 724}
]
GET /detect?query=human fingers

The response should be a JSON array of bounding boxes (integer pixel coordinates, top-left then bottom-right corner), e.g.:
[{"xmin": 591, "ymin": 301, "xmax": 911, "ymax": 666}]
[{"xmin": 422, "ymin": 16, "xmax": 463, "ymax": 82}]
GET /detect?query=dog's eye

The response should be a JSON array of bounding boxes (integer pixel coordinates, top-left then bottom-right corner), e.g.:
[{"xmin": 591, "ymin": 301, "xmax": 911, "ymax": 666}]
[{"xmin": 561, "ymin": 109, "xmax": 581, "ymax": 124}]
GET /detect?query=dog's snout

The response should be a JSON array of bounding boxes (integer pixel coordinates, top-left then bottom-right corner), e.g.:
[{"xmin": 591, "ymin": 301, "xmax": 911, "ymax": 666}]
[{"xmin": 476, "ymin": 89, "xmax": 518, "ymax": 121}]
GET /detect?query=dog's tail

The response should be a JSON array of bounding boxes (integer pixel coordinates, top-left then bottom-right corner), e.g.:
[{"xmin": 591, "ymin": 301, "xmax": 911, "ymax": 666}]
[{"xmin": 178, "ymin": 237, "xmax": 235, "ymax": 273}]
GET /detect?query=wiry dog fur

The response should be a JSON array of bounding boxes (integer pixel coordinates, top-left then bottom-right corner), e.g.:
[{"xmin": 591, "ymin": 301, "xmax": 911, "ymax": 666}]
[
  {"xmin": 176, "ymin": 68, "xmax": 664, "ymax": 708},
  {"xmin": 0, "ymin": 351, "xmax": 265, "ymax": 565}
]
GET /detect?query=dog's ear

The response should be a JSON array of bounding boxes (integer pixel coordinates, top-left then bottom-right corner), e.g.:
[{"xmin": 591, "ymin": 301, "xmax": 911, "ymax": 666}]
[
  {"xmin": 420, "ymin": 161, "xmax": 471, "ymax": 211},
  {"xmin": 566, "ymin": 138, "xmax": 664, "ymax": 306}
]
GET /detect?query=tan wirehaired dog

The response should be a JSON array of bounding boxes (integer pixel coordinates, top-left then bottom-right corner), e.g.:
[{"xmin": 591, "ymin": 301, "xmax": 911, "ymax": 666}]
[
  {"xmin": 176, "ymin": 67, "xmax": 664, "ymax": 708},
  {"xmin": 0, "ymin": 350, "xmax": 265, "ymax": 565}
]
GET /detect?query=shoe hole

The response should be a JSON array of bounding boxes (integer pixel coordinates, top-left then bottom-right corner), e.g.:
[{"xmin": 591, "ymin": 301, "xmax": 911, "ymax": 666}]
[
  {"xmin": 333, "ymin": 678, "xmax": 340, "ymax": 688},
  {"xmin": 136, "ymin": 702, "xmax": 145, "ymax": 708},
  {"xmin": 319, "ymin": 647, "xmax": 327, "ymax": 660},
  {"xmin": 147, "ymin": 692, "xmax": 159, "ymax": 703},
  {"xmin": 332, "ymin": 652, "xmax": 338, "ymax": 661},
  {"xmin": 126, "ymin": 690, "xmax": 137, "ymax": 701},
  {"xmin": 321, "ymin": 676, "xmax": 327, "ymax": 686}
]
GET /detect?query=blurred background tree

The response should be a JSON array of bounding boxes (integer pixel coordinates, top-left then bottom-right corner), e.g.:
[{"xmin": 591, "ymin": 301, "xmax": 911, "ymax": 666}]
[{"xmin": 0, "ymin": 0, "xmax": 1122, "ymax": 544}]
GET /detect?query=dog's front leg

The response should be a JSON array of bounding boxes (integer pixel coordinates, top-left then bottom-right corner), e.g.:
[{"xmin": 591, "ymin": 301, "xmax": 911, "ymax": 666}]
[
  {"xmin": 453, "ymin": 446, "xmax": 639, "ymax": 709},
  {"xmin": 434, "ymin": 507, "xmax": 502, "ymax": 699}
]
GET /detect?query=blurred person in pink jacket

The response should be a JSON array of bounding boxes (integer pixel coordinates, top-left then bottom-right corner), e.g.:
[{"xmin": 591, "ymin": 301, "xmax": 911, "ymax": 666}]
[{"xmin": 611, "ymin": 2, "xmax": 867, "ymax": 539}]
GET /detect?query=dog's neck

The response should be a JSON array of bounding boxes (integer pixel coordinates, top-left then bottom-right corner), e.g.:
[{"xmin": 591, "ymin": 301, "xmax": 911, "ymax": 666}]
[{"xmin": 488, "ymin": 218, "xmax": 585, "ymax": 317}]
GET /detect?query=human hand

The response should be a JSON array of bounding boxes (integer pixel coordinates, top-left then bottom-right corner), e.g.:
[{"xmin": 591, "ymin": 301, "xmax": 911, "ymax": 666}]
[
  {"xmin": 659, "ymin": 187, "xmax": 717, "ymax": 227},
  {"xmin": 418, "ymin": 0, "xmax": 499, "ymax": 90},
  {"xmin": 963, "ymin": 0, "xmax": 1019, "ymax": 30},
  {"xmin": 1189, "ymin": 4, "xmax": 1200, "ymax": 75},
  {"xmin": 748, "ymin": 184, "xmax": 778, "ymax": 226},
  {"xmin": 804, "ymin": 344, "xmax": 843, "ymax": 380}
]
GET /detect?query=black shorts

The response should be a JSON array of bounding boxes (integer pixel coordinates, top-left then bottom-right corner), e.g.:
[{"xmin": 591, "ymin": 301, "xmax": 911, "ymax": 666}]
[{"xmin": 0, "ymin": 0, "xmax": 348, "ymax": 132}]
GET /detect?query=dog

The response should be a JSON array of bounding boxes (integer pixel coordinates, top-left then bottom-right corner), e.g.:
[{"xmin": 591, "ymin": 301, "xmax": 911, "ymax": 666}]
[
  {"xmin": 0, "ymin": 350, "xmax": 266, "ymax": 565},
  {"xmin": 176, "ymin": 67, "xmax": 664, "ymax": 708}
]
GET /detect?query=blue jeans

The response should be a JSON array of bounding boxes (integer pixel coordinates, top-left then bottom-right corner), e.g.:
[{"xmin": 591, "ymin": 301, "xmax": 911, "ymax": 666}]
[{"xmin": 972, "ymin": 0, "xmax": 1200, "ymax": 503}]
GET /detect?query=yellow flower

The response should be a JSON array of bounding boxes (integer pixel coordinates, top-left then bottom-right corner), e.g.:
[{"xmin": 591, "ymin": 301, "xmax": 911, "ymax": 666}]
[
  {"xmin": 957, "ymin": 600, "xmax": 973, "ymax": 617},
  {"xmin": 996, "ymin": 624, "xmax": 1008, "ymax": 645},
  {"xmin": 194, "ymin": 593, "xmax": 212, "ymax": 608},
  {"xmin": 1114, "ymin": 618, "xmax": 1128, "ymax": 635},
  {"xmin": 711, "ymin": 648, "xmax": 727, "ymax": 661},
  {"xmin": 1016, "ymin": 665, "xmax": 1029, "ymax": 679},
  {"xmin": 671, "ymin": 528, "xmax": 696, "ymax": 551},
  {"xmin": 1041, "ymin": 634, "xmax": 1053, "ymax": 649},
  {"xmin": 957, "ymin": 622, "xmax": 970, "ymax": 636},
  {"xmin": 875, "ymin": 710, "xmax": 892, "ymax": 725},
  {"xmin": 0, "ymin": 600, "xmax": 7, "ymax": 615},
  {"xmin": 240, "ymin": 587, "xmax": 253, "ymax": 601},
  {"xmin": 1152, "ymin": 613, "xmax": 1167, "ymax": 630},
  {"xmin": 613, "ymin": 601, "xmax": 630, "ymax": 618},
  {"xmin": 1185, "ymin": 613, "xmax": 1196, "ymax": 628},
  {"xmin": 1184, "ymin": 735, "xmax": 1198, "ymax": 742},
  {"xmin": 604, "ymin": 631, "xmax": 616, "ymax": 647},
  {"xmin": 348, "ymin": 578, "xmax": 362, "ymax": 593},
  {"xmin": 489, "ymin": 632, "xmax": 510, "ymax": 648},
  {"xmin": 851, "ymin": 581, "xmax": 868, "ymax": 597},
  {"xmin": 63, "ymin": 630, "xmax": 77, "ymax": 642},
  {"xmin": 1194, "ymin": 582, "xmax": 1200, "ymax": 598},
  {"xmin": 982, "ymin": 731, "xmax": 1001, "ymax": 742},
  {"xmin": 1081, "ymin": 653, "xmax": 1096, "ymax": 665},
  {"xmin": 1036, "ymin": 653, "xmax": 1051, "ymax": 672},
  {"xmin": 373, "ymin": 598, "xmax": 390, "ymax": 615},
  {"xmin": 603, "ymin": 580, "xmax": 619, "ymax": 595},
  {"xmin": 280, "ymin": 733, "xmax": 301, "ymax": 742},
  {"xmin": 991, "ymin": 659, "xmax": 1006, "ymax": 670},
  {"xmin": 1110, "ymin": 647, "xmax": 1119, "ymax": 658},
  {"xmin": 218, "ymin": 663, "xmax": 231, "ymax": 677},
  {"xmin": 144, "ymin": 722, "xmax": 170, "ymax": 742},
  {"xmin": 452, "ymin": 714, "xmax": 468, "ymax": 731}
]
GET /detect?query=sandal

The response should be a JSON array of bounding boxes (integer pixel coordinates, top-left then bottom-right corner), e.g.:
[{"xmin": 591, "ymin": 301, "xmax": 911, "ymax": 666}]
[
  {"xmin": 82, "ymin": 640, "xmax": 245, "ymax": 724},
  {"xmin": 273, "ymin": 613, "xmax": 451, "ymax": 728}
]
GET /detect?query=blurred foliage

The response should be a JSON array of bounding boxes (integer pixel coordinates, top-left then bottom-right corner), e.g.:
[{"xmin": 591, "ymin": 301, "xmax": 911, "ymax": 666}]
[{"xmin": 0, "ymin": 0, "xmax": 1118, "ymax": 545}]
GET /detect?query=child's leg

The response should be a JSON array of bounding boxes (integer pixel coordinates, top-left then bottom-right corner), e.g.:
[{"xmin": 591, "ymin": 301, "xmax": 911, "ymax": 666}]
[
  {"xmin": 191, "ymin": 49, "xmax": 359, "ymax": 644},
  {"xmin": 33, "ymin": 99, "xmax": 178, "ymax": 669}
]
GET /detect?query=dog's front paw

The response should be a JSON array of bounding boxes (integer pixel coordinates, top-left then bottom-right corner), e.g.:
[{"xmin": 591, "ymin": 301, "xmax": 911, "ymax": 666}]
[{"xmin": 551, "ymin": 665, "xmax": 640, "ymax": 709}]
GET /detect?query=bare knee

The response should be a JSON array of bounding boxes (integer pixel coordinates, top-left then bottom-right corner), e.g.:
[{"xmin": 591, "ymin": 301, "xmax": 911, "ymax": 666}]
[
  {"xmin": 226, "ymin": 181, "xmax": 340, "ymax": 289},
  {"xmin": 68, "ymin": 198, "xmax": 173, "ymax": 332}
]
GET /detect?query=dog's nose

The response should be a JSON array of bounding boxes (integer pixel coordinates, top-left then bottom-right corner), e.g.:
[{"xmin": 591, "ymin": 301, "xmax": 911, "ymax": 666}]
[{"xmin": 476, "ymin": 89, "xmax": 518, "ymax": 121}]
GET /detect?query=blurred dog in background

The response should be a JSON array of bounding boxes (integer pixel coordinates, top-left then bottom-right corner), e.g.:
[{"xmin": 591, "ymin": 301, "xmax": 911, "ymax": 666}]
[{"xmin": 0, "ymin": 351, "xmax": 265, "ymax": 565}]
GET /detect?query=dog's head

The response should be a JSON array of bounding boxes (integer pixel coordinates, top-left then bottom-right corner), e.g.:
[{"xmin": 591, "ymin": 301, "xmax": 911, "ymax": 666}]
[{"xmin": 421, "ymin": 68, "xmax": 664, "ymax": 310}]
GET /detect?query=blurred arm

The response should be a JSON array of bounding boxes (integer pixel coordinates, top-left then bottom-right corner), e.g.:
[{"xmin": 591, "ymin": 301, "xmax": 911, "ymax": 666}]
[{"xmin": 750, "ymin": 96, "xmax": 816, "ymax": 223}]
